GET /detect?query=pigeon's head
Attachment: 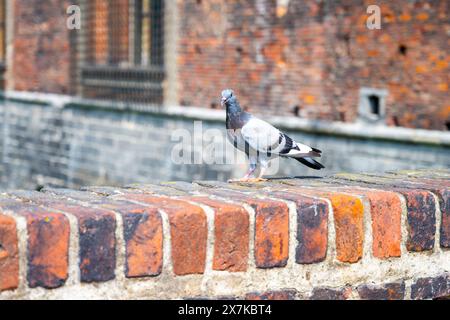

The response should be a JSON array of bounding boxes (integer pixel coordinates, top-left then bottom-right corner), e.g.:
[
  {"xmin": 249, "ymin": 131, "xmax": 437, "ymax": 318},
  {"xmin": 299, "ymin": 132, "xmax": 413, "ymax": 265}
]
[{"xmin": 221, "ymin": 89, "xmax": 236, "ymax": 107}]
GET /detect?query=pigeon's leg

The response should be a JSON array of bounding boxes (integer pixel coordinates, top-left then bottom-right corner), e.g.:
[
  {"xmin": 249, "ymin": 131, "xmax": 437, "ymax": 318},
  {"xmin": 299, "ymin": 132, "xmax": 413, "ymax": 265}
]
[
  {"xmin": 246, "ymin": 159, "xmax": 269, "ymax": 182},
  {"xmin": 228, "ymin": 163, "xmax": 257, "ymax": 183}
]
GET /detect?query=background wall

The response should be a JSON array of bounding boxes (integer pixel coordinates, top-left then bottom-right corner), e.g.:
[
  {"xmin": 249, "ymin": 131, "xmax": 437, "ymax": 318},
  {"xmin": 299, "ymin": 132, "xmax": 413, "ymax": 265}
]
[
  {"xmin": 9, "ymin": 0, "xmax": 74, "ymax": 94},
  {"xmin": 177, "ymin": 0, "xmax": 450, "ymax": 130},
  {"xmin": 3, "ymin": 0, "xmax": 449, "ymax": 130}
]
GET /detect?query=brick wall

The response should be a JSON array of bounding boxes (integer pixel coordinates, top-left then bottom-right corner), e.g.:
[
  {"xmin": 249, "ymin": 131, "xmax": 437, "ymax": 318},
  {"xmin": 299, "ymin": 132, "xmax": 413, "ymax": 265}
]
[
  {"xmin": 177, "ymin": 0, "xmax": 450, "ymax": 130},
  {"xmin": 3, "ymin": 0, "xmax": 449, "ymax": 130},
  {"xmin": 0, "ymin": 169, "xmax": 449, "ymax": 299},
  {"xmin": 10, "ymin": 0, "xmax": 74, "ymax": 94}
]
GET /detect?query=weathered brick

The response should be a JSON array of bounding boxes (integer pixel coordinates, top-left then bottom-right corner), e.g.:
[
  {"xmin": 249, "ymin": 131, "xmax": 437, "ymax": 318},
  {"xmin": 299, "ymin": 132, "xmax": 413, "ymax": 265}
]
[
  {"xmin": 357, "ymin": 282, "xmax": 405, "ymax": 300},
  {"xmin": 272, "ymin": 191, "xmax": 328, "ymax": 264},
  {"xmin": 365, "ymin": 192, "xmax": 402, "ymax": 258},
  {"xmin": 191, "ymin": 188, "xmax": 289, "ymax": 268},
  {"xmin": 328, "ymin": 193, "xmax": 365, "ymax": 263},
  {"xmin": 342, "ymin": 189, "xmax": 402, "ymax": 259},
  {"xmin": 38, "ymin": 191, "xmax": 165, "ymax": 278},
  {"xmin": 121, "ymin": 194, "xmax": 207, "ymax": 275},
  {"xmin": 188, "ymin": 197, "xmax": 249, "ymax": 272},
  {"xmin": 310, "ymin": 287, "xmax": 352, "ymax": 300},
  {"xmin": 46, "ymin": 203, "xmax": 116, "ymax": 283},
  {"xmin": 245, "ymin": 290, "xmax": 297, "ymax": 300},
  {"xmin": 116, "ymin": 204, "xmax": 163, "ymax": 278},
  {"xmin": 0, "ymin": 214, "xmax": 19, "ymax": 291},
  {"xmin": 88, "ymin": 200, "xmax": 163, "ymax": 279},
  {"xmin": 411, "ymin": 274, "xmax": 450, "ymax": 300},
  {"xmin": 280, "ymin": 186, "xmax": 365, "ymax": 263},
  {"xmin": 401, "ymin": 190, "xmax": 436, "ymax": 252},
  {"xmin": 0, "ymin": 199, "xmax": 71, "ymax": 288},
  {"xmin": 295, "ymin": 198, "xmax": 328, "ymax": 264},
  {"xmin": 252, "ymin": 200, "xmax": 289, "ymax": 268},
  {"xmin": 11, "ymin": 192, "xmax": 117, "ymax": 283}
]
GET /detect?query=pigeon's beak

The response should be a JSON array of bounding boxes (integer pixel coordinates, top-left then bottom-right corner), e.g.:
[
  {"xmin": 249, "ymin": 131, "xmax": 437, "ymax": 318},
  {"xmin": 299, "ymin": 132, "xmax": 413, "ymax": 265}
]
[{"xmin": 221, "ymin": 97, "xmax": 227, "ymax": 106}]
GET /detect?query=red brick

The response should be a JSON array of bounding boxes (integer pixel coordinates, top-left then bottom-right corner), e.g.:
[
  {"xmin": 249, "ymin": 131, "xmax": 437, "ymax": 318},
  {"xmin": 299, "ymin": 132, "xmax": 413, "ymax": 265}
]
[
  {"xmin": 285, "ymin": 188, "xmax": 364, "ymax": 263},
  {"xmin": 252, "ymin": 200, "xmax": 289, "ymax": 268},
  {"xmin": 400, "ymin": 190, "xmax": 436, "ymax": 251},
  {"xmin": 192, "ymin": 188, "xmax": 289, "ymax": 268},
  {"xmin": 328, "ymin": 193, "xmax": 364, "ymax": 263},
  {"xmin": 123, "ymin": 211, "xmax": 163, "ymax": 277},
  {"xmin": 188, "ymin": 197, "xmax": 249, "ymax": 272},
  {"xmin": 310, "ymin": 286, "xmax": 352, "ymax": 300},
  {"xmin": 0, "ymin": 199, "xmax": 71, "ymax": 288},
  {"xmin": 411, "ymin": 274, "xmax": 450, "ymax": 300},
  {"xmin": 102, "ymin": 202, "xmax": 163, "ymax": 278},
  {"xmin": 44, "ymin": 203, "xmax": 116, "ymax": 283},
  {"xmin": 357, "ymin": 282, "xmax": 405, "ymax": 300},
  {"xmin": 343, "ymin": 189, "xmax": 402, "ymax": 259},
  {"xmin": 272, "ymin": 191, "xmax": 328, "ymax": 264},
  {"xmin": 11, "ymin": 192, "xmax": 117, "ymax": 283},
  {"xmin": 121, "ymin": 194, "xmax": 207, "ymax": 275},
  {"xmin": 0, "ymin": 214, "xmax": 19, "ymax": 291}
]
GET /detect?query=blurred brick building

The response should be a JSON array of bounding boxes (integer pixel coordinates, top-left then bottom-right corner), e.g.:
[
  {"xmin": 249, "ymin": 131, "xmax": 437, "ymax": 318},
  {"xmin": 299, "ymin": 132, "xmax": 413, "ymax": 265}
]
[{"xmin": 0, "ymin": 0, "xmax": 448, "ymax": 130}]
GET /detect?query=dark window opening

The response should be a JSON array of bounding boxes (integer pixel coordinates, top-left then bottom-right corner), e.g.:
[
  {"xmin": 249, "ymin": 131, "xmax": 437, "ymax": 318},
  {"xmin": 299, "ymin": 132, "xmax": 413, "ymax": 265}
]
[
  {"xmin": 292, "ymin": 105, "xmax": 300, "ymax": 116},
  {"xmin": 398, "ymin": 44, "xmax": 407, "ymax": 56},
  {"xmin": 368, "ymin": 95, "xmax": 380, "ymax": 115},
  {"xmin": 446, "ymin": 121, "xmax": 450, "ymax": 131}
]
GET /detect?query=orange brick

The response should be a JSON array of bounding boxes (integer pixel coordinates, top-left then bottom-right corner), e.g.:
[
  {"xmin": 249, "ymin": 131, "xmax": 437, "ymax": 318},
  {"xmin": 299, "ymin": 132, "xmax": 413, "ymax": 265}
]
[
  {"xmin": 0, "ymin": 214, "xmax": 19, "ymax": 291},
  {"xmin": 283, "ymin": 188, "xmax": 364, "ymax": 263},
  {"xmin": 274, "ymin": 186, "xmax": 366, "ymax": 263},
  {"xmin": 122, "ymin": 194, "xmax": 207, "ymax": 275},
  {"xmin": 343, "ymin": 189, "xmax": 401, "ymax": 258},
  {"xmin": 253, "ymin": 200, "xmax": 289, "ymax": 268},
  {"xmin": 328, "ymin": 194, "xmax": 365, "ymax": 263},
  {"xmin": 26, "ymin": 210, "xmax": 70, "ymax": 288},
  {"xmin": 1, "ymin": 198, "xmax": 70, "ymax": 289},
  {"xmin": 119, "ymin": 205, "xmax": 163, "ymax": 278},
  {"xmin": 366, "ymin": 192, "xmax": 402, "ymax": 258},
  {"xmin": 187, "ymin": 189, "xmax": 289, "ymax": 268},
  {"xmin": 271, "ymin": 191, "xmax": 328, "ymax": 264},
  {"xmin": 189, "ymin": 197, "xmax": 249, "ymax": 272}
]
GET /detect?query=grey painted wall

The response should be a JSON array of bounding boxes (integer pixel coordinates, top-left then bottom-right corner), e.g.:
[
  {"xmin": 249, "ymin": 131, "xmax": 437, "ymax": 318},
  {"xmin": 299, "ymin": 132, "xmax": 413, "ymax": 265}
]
[{"xmin": 0, "ymin": 99, "xmax": 449, "ymax": 190}]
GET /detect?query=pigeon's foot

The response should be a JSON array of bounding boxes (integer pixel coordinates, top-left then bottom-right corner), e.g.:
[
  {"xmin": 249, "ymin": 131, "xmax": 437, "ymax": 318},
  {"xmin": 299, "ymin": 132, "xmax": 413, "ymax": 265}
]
[
  {"xmin": 227, "ymin": 177, "xmax": 267, "ymax": 183},
  {"xmin": 246, "ymin": 177, "xmax": 267, "ymax": 183},
  {"xmin": 227, "ymin": 177, "xmax": 250, "ymax": 183}
]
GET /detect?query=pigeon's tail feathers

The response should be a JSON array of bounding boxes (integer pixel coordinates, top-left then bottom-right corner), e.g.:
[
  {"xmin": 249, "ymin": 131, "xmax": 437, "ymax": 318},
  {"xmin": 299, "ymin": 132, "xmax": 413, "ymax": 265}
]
[
  {"xmin": 295, "ymin": 157, "xmax": 325, "ymax": 170},
  {"xmin": 308, "ymin": 149, "xmax": 322, "ymax": 158}
]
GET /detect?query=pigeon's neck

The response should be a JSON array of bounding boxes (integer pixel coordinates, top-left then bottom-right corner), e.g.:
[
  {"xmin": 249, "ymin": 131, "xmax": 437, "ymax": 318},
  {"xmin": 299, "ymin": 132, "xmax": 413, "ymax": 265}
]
[
  {"xmin": 226, "ymin": 101, "xmax": 242, "ymax": 116},
  {"xmin": 226, "ymin": 101, "xmax": 249, "ymax": 129}
]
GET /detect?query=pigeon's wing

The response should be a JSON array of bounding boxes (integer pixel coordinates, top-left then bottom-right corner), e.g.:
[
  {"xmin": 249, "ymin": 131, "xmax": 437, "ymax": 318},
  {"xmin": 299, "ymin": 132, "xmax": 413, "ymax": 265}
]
[{"xmin": 241, "ymin": 117, "xmax": 321, "ymax": 158}]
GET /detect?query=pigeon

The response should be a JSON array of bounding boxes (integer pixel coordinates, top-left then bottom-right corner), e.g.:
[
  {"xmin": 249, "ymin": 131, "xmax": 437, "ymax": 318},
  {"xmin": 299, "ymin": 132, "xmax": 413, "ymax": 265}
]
[{"xmin": 221, "ymin": 89, "xmax": 324, "ymax": 182}]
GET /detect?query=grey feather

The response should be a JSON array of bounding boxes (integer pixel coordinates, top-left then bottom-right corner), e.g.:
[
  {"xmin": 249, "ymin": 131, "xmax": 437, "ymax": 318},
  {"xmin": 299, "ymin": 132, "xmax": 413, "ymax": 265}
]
[{"xmin": 221, "ymin": 89, "xmax": 325, "ymax": 171}]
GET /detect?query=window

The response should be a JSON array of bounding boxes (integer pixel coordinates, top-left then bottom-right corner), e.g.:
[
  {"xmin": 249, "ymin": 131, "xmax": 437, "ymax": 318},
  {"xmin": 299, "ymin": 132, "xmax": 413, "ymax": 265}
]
[
  {"xmin": 367, "ymin": 95, "xmax": 380, "ymax": 116},
  {"xmin": 358, "ymin": 88, "xmax": 388, "ymax": 124},
  {"xmin": 78, "ymin": 0, "xmax": 164, "ymax": 104}
]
